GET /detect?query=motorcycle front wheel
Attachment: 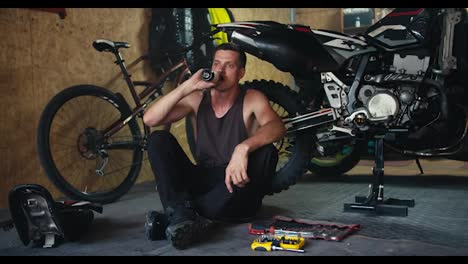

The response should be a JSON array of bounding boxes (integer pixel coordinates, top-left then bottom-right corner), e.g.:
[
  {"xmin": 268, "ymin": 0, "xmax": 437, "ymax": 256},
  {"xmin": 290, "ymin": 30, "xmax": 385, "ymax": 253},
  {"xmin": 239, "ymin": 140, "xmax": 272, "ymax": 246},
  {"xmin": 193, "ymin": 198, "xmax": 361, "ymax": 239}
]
[{"xmin": 186, "ymin": 79, "xmax": 312, "ymax": 194}]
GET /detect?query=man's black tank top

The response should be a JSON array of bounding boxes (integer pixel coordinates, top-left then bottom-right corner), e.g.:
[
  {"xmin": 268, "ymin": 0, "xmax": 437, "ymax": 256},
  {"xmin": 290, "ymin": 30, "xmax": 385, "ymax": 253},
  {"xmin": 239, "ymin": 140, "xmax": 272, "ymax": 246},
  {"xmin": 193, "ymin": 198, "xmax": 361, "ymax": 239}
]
[{"xmin": 195, "ymin": 89, "xmax": 248, "ymax": 167}]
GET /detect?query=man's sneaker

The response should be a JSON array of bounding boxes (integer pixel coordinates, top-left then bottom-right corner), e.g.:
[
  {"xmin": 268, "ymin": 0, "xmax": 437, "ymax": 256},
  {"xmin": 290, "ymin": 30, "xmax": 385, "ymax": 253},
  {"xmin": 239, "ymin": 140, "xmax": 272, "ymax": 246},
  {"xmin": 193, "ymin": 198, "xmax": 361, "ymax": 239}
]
[
  {"xmin": 145, "ymin": 210, "xmax": 169, "ymax": 241},
  {"xmin": 164, "ymin": 203, "xmax": 213, "ymax": 250}
]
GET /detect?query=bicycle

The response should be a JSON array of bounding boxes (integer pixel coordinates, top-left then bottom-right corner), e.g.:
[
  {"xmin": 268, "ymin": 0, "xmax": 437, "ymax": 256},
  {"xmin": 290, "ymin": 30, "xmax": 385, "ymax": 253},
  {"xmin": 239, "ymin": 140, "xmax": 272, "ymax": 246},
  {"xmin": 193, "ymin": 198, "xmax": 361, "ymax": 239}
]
[
  {"xmin": 37, "ymin": 33, "xmax": 310, "ymax": 204},
  {"xmin": 36, "ymin": 38, "xmax": 198, "ymax": 204}
]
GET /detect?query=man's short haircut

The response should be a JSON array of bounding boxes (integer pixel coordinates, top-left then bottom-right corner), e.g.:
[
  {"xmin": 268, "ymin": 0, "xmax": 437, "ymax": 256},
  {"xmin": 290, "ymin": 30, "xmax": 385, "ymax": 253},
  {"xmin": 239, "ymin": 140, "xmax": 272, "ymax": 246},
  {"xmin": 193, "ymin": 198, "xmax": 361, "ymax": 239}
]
[{"xmin": 214, "ymin": 42, "xmax": 247, "ymax": 68}]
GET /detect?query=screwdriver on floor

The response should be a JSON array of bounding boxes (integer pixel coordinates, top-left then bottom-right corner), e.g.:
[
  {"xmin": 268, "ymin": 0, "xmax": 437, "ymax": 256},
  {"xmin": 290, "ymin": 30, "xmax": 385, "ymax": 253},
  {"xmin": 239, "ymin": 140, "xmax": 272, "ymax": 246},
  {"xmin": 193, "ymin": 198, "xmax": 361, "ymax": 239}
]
[{"xmin": 270, "ymin": 246, "xmax": 305, "ymax": 253}]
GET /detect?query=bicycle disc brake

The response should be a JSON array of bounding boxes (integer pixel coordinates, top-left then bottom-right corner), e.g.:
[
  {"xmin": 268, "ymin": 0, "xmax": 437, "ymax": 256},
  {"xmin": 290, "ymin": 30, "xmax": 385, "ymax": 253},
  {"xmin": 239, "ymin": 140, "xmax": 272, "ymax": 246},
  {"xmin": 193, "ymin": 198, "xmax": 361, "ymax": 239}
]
[{"xmin": 77, "ymin": 127, "xmax": 109, "ymax": 176}]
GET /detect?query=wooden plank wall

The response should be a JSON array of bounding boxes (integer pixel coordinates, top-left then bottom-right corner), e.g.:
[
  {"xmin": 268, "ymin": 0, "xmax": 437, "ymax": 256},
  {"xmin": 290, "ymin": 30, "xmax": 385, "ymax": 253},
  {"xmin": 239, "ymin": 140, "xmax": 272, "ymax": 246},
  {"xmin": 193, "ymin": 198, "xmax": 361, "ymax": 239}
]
[
  {"xmin": 296, "ymin": 8, "xmax": 343, "ymax": 32},
  {"xmin": 0, "ymin": 8, "xmax": 156, "ymax": 208}
]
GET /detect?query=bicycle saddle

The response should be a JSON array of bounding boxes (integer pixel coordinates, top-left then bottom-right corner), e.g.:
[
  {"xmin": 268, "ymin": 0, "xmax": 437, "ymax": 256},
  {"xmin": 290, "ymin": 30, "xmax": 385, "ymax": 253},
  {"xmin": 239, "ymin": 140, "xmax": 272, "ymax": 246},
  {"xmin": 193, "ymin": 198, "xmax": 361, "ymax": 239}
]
[{"xmin": 93, "ymin": 39, "xmax": 130, "ymax": 52}]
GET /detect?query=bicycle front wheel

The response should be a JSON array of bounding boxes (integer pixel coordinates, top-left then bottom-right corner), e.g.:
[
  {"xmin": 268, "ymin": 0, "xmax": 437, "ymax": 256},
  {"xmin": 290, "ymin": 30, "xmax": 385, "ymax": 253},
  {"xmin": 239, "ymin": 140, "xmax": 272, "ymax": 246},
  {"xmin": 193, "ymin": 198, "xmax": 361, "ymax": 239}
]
[{"xmin": 37, "ymin": 85, "xmax": 143, "ymax": 204}]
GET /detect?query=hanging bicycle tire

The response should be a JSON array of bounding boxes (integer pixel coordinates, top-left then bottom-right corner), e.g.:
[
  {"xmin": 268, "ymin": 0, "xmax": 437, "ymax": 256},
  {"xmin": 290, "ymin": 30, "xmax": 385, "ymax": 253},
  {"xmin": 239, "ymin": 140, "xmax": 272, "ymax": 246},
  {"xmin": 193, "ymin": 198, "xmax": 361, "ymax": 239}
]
[
  {"xmin": 186, "ymin": 79, "xmax": 312, "ymax": 194},
  {"xmin": 37, "ymin": 85, "xmax": 143, "ymax": 204},
  {"xmin": 149, "ymin": 8, "xmax": 215, "ymax": 78}
]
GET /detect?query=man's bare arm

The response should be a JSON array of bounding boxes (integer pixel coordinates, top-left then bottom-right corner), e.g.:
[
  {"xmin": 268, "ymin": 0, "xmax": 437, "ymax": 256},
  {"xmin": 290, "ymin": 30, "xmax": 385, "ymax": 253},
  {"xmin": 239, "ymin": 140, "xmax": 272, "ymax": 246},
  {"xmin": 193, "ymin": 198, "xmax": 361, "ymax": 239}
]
[
  {"xmin": 225, "ymin": 89, "xmax": 286, "ymax": 192},
  {"xmin": 237, "ymin": 89, "xmax": 286, "ymax": 154},
  {"xmin": 143, "ymin": 69, "xmax": 215, "ymax": 127}
]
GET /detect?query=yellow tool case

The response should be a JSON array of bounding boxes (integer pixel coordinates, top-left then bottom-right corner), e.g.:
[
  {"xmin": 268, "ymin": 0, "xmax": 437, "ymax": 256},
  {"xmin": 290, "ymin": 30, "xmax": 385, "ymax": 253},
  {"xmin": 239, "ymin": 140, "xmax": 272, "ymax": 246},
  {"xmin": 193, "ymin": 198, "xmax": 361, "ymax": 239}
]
[{"xmin": 251, "ymin": 234, "xmax": 305, "ymax": 253}]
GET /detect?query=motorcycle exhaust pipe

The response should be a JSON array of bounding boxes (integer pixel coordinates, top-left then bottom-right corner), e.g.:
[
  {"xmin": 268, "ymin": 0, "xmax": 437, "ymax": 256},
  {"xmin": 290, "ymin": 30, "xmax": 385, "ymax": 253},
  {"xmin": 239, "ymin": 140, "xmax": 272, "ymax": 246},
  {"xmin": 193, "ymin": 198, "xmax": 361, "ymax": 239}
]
[{"xmin": 423, "ymin": 78, "xmax": 448, "ymax": 121}]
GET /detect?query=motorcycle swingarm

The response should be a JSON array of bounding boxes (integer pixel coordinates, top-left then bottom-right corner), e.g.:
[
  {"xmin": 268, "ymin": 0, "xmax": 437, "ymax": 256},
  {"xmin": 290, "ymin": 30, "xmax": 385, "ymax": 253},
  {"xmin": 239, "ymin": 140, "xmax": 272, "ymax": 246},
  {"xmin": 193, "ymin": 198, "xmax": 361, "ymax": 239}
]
[{"xmin": 283, "ymin": 108, "xmax": 337, "ymax": 133}]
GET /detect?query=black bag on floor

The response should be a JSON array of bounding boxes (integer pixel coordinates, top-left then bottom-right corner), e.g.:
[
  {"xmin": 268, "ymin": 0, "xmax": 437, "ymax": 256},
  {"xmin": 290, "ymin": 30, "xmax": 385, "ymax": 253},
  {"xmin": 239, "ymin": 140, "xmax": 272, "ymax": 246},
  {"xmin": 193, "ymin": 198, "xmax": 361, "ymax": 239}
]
[{"xmin": 8, "ymin": 184, "xmax": 103, "ymax": 248}]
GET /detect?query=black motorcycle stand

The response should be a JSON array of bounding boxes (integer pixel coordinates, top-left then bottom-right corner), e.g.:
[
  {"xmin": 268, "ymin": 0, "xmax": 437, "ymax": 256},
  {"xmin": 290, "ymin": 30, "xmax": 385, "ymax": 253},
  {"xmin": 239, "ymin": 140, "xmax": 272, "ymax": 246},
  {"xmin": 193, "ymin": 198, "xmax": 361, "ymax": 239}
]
[{"xmin": 343, "ymin": 135, "xmax": 415, "ymax": 217}]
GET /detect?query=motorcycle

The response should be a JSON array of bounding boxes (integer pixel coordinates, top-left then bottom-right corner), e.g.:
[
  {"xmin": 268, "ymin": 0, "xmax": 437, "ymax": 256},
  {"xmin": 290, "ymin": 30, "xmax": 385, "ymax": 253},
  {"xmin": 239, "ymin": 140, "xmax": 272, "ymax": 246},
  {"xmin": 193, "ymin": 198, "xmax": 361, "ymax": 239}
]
[
  {"xmin": 36, "ymin": 8, "xmax": 468, "ymax": 206},
  {"xmin": 185, "ymin": 8, "xmax": 468, "ymax": 197}
]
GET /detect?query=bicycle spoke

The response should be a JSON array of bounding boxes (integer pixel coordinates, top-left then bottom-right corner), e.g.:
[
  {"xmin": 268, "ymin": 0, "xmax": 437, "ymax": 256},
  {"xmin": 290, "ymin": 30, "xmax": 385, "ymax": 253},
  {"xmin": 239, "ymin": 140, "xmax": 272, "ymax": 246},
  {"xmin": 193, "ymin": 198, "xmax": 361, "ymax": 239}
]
[
  {"xmin": 61, "ymin": 100, "xmax": 83, "ymax": 126},
  {"xmin": 80, "ymin": 97, "xmax": 95, "ymax": 129},
  {"xmin": 99, "ymin": 107, "xmax": 121, "ymax": 129},
  {"xmin": 73, "ymin": 152, "xmax": 144, "ymax": 193},
  {"xmin": 75, "ymin": 158, "xmax": 92, "ymax": 193},
  {"xmin": 51, "ymin": 120, "xmax": 83, "ymax": 133},
  {"xmin": 101, "ymin": 157, "xmax": 148, "ymax": 176},
  {"xmin": 50, "ymin": 148, "xmax": 82, "ymax": 163},
  {"xmin": 50, "ymin": 148, "xmax": 77, "ymax": 156},
  {"xmin": 52, "ymin": 141, "xmax": 77, "ymax": 147}
]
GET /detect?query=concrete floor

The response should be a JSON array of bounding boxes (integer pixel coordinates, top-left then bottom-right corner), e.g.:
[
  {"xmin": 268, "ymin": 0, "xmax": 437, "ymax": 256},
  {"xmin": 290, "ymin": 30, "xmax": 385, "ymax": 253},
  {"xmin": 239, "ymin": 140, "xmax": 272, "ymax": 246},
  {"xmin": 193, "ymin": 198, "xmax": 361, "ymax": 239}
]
[{"xmin": 1, "ymin": 159, "xmax": 468, "ymax": 256}]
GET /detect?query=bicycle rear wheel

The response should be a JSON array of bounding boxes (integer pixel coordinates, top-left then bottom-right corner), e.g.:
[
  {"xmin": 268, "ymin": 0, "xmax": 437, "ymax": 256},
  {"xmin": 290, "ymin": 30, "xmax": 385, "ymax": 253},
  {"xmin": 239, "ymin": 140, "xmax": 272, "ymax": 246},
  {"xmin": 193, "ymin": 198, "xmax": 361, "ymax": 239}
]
[{"xmin": 37, "ymin": 85, "xmax": 143, "ymax": 204}]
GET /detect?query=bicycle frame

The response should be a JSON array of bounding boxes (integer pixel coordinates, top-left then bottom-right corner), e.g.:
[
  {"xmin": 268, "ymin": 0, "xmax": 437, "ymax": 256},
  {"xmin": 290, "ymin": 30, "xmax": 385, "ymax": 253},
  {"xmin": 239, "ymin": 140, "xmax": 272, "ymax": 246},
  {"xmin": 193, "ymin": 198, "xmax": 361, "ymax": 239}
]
[{"xmin": 100, "ymin": 49, "xmax": 192, "ymax": 148}]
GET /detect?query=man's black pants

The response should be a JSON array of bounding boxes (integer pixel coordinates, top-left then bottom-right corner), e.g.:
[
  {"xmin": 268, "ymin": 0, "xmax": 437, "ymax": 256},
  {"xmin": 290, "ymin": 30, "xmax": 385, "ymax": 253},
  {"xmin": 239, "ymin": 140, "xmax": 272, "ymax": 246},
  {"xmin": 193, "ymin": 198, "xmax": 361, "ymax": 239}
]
[{"xmin": 147, "ymin": 130, "xmax": 278, "ymax": 221}]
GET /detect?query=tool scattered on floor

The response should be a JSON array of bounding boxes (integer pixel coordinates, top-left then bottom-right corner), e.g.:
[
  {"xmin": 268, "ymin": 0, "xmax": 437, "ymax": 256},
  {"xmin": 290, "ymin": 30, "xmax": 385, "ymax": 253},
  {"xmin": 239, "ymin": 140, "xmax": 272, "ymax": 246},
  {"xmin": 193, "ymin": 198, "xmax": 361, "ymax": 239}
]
[
  {"xmin": 251, "ymin": 234, "xmax": 305, "ymax": 253},
  {"xmin": 249, "ymin": 215, "xmax": 360, "ymax": 241}
]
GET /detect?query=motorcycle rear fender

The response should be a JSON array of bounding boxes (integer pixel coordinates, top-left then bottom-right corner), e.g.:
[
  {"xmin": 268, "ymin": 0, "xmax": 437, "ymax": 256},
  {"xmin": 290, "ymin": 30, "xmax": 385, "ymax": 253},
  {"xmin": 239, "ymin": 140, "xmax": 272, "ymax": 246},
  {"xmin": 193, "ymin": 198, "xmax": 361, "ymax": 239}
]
[{"xmin": 217, "ymin": 22, "xmax": 341, "ymax": 77}]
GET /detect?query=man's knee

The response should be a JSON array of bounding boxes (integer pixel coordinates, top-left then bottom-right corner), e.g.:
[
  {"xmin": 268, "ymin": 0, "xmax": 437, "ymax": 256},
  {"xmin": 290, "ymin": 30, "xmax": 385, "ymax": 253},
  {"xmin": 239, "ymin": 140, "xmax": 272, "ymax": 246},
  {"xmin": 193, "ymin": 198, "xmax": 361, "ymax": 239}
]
[
  {"xmin": 247, "ymin": 144, "xmax": 278, "ymax": 196},
  {"xmin": 253, "ymin": 144, "xmax": 278, "ymax": 158},
  {"xmin": 250, "ymin": 144, "xmax": 278, "ymax": 171},
  {"xmin": 147, "ymin": 130, "xmax": 175, "ymax": 152}
]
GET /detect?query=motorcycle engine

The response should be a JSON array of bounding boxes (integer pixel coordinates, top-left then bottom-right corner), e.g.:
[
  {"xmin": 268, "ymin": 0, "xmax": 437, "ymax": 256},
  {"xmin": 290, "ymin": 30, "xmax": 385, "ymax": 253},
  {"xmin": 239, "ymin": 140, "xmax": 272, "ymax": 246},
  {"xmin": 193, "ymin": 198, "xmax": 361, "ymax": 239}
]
[
  {"xmin": 357, "ymin": 83, "xmax": 423, "ymax": 126},
  {"xmin": 358, "ymin": 85, "xmax": 400, "ymax": 119},
  {"xmin": 340, "ymin": 52, "xmax": 433, "ymax": 128}
]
